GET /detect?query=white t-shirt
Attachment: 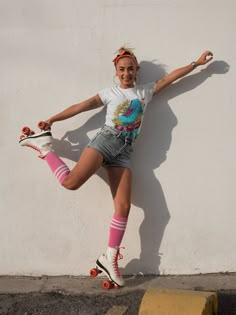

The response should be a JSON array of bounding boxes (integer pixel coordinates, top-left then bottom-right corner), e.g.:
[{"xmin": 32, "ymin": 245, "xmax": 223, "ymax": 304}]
[{"xmin": 98, "ymin": 82, "xmax": 155, "ymax": 139}]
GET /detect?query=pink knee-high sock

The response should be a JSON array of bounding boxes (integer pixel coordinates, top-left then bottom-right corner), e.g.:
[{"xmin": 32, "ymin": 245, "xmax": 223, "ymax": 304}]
[
  {"xmin": 44, "ymin": 152, "xmax": 70, "ymax": 184},
  {"xmin": 108, "ymin": 215, "xmax": 128, "ymax": 248}
]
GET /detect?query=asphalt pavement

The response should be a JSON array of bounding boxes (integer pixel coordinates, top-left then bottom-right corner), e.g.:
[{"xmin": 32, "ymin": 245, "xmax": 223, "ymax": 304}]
[{"xmin": 0, "ymin": 274, "xmax": 235, "ymax": 314}]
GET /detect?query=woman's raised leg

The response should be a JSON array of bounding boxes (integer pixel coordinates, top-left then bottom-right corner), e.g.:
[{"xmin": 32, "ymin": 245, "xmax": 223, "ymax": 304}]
[
  {"xmin": 61, "ymin": 147, "xmax": 104, "ymax": 190},
  {"xmin": 19, "ymin": 129, "xmax": 104, "ymax": 190}
]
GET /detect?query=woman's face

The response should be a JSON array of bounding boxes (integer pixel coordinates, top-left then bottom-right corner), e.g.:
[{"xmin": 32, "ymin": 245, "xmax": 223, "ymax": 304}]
[{"xmin": 115, "ymin": 57, "xmax": 138, "ymax": 89}]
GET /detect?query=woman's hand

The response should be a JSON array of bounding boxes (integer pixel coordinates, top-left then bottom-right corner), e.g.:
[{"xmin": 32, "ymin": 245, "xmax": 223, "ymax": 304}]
[
  {"xmin": 196, "ymin": 51, "xmax": 213, "ymax": 66},
  {"xmin": 44, "ymin": 119, "xmax": 53, "ymax": 129}
]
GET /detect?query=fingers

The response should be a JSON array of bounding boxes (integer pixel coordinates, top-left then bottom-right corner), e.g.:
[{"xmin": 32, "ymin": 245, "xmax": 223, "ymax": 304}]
[
  {"xmin": 44, "ymin": 120, "xmax": 53, "ymax": 129},
  {"xmin": 197, "ymin": 51, "xmax": 213, "ymax": 65},
  {"xmin": 203, "ymin": 50, "xmax": 213, "ymax": 63}
]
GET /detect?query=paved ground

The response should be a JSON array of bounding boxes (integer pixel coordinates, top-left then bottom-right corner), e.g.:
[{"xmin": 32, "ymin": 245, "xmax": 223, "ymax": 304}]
[
  {"xmin": 0, "ymin": 274, "xmax": 235, "ymax": 314},
  {"xmin": 0, "ymin": 291, "xmax": 145, "ymax": 315}
]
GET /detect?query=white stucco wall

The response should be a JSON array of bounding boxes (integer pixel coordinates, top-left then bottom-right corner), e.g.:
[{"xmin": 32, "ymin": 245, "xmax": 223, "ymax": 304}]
[{"xmin": 1, "ymin": 0, "xmax": 235, "ymax": 276}]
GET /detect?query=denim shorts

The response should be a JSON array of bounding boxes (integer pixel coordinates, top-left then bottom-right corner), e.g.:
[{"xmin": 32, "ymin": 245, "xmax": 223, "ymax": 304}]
[{"xmin": 87, "ymin": 125, "xmax": 134, "ymax": 168}]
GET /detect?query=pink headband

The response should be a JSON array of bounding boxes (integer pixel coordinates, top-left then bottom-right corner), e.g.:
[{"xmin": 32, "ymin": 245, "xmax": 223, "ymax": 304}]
[{"xmin": 112, "ymin": 50, "xmax": 139, "ymax": 68}]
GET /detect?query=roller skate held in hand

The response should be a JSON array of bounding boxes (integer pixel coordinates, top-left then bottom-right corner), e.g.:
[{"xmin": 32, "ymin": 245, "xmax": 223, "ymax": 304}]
[{"xmin": 19, "ymin": 121, "xmax": 52, "ymax": 159}]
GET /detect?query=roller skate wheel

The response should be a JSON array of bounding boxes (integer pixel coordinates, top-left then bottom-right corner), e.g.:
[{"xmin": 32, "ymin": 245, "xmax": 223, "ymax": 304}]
[
  {"xmin": 102, "ymin": 280, "xmax": 112, "ymax": 290},
  {"xmin": 38, "ymin": 121, "xmax": 46, "ymax": 130},
  {"xmin": 20, "ymin": 135, "xmax": 26, "ymax": 140},
  {"xmin": 114, "ymin": 284, "xmax": 120, "ymax": 289},
  {"xmin": 90, "ymin": 268, "xmax": 99, "ymax": 278},
  {"xmin": 22, "ymin": 126, "xmax": 31, "ymax": 135},
  {"xmin": 38, "ymin": 121, "xmax": 50, "ymax": 131}
]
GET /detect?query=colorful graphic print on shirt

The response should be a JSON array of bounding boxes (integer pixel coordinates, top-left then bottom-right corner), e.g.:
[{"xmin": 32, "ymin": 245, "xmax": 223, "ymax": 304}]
[{"xmin": 112, "ymin": 98, "xmax": 145, "ymax": 138}]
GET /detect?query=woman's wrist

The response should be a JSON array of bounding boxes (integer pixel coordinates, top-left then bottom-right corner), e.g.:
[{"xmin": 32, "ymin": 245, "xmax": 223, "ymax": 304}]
[
  {"xmin": 45, "ymin": 118, "xmax": 54, "ymax": 127},
  {"xmin": 191, "ymin": 61, "xmax": 198, "ymax": 69}
]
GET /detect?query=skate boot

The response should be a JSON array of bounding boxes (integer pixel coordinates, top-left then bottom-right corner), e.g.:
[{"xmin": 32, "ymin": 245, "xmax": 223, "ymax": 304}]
[
  {"xmin": 19, "ymin": 130, "xmax": 52, "ymax": 159},
  {"xmin": 96, "ymin": 247, "xmax": 125, "ymax": 287}
]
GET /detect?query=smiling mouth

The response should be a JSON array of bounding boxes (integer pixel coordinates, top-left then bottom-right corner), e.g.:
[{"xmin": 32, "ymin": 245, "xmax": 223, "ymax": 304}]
[{"xmin": 123, "ymin": 77, "xmax": 132, "ymax": 81}]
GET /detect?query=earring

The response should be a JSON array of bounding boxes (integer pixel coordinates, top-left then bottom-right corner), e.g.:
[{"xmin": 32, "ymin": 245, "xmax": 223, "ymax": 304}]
[{"xmin": 113, "ymin": 75, "xmax": 120, "ymax": 86}]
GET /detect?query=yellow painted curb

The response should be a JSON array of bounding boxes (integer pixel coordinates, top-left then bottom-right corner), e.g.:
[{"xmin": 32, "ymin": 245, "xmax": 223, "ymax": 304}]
[{"xmin": 139, "ymin": 288, "xmax": 217, "ymax": 315}]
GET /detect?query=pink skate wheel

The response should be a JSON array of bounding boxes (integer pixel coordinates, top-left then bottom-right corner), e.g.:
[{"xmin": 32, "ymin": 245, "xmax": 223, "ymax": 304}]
[
  {"xmin": 22, "ymin": 126, "xmax": 31, "ymax": 135},
  {"xmin": 102, "ymin": 280, "xmax": 112, "ymax": 290},
  {"xmin": 90, "ymin": 268, "xmax": 98, "ymax": 278},
  {"xmin": 38, "ymin": 121, "xmax": 50, "ymax": 131},
  {"xmin": 114, "ymin": 284, "xmax": 120, "ymax": 289},
  {"xmin": 38, "ymin": 121, "xmax": 46, "ymax": 130}
]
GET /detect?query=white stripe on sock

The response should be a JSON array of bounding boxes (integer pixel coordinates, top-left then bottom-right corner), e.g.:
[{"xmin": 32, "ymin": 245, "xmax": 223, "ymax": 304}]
[
  {"xmin": 110, "ymin": 225, "xmax": 126, "ymax": 231},
  {"xmin": 54, "ymin": 165, "xmax": 68, "ymax": 177},
  {"xmin": 112, "ymin": 218, "xmax": 127, "ymax": 225},
  {"xmin": 56, "ymin": 166, "xmax": 69, "ymax": 177},
  {"xmin": 111, "ymin": 219, "xmax": 127, "ymax": 226},
  {"xmin": 54, "ymin": 165, "xmax": 69, "ymax": 178},
  {"xmin": 111, "ymin": 219, "xmax": 127, "ymax": 231},
  {"xmin": 111, "ymin": 222, "xmax": 127, "ymax": 229},
  {"xmin": 57, "ymin": 168, "xmax": 70, "ymax": 182}
]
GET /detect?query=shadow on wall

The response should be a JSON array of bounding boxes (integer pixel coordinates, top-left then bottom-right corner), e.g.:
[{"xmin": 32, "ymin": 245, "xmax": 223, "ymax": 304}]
[
  {"xmin": 124, "ymin": 60, "xmax": 230, "ymax": 275},
  {"xmin": 125, "ymin": 61, "xmax": 175, "ymax": 275},
  {"xmin": 51, "ymin": 60, "xmax": 229, "ymax": 275}
]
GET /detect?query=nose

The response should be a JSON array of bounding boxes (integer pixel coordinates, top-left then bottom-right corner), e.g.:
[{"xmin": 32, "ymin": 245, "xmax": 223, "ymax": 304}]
[{"xmin": 124, "ymin": 69, "xmax": 131, "ymax": 77}]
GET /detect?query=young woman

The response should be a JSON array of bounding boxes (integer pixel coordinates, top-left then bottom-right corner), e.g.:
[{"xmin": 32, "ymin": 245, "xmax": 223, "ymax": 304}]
[{"xmin": 19, "ymin": 47, "xmax": 213, "ymax": 287}]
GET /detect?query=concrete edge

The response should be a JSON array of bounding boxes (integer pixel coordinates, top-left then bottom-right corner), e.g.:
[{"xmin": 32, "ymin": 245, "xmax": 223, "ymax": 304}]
[
  {"xmin": 138, "ymin": 288, "xmax": 218, "ymax": 315},
  {"xmin": 1, "ymin": 274, "xmax": 236, "ymax": 295}
]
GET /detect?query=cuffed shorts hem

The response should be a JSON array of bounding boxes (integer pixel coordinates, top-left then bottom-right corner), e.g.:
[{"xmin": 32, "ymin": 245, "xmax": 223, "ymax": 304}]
[{"xmin": 87, "ymin": 126, "xmax": 134, "ymax": 168}]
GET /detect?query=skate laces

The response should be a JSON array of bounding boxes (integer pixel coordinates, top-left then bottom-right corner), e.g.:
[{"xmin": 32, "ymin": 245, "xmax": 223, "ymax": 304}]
[
  {"xmin": 24, "ymin": 142, "xmax": 51, "ymax": 159},
  {"xmin": 20, "ymin": 133, "xmax": 52, "ymax": 159},
  {"xmin": 112, "ymin": 247, "xmax": 124, "ymax": 277},
  {"xmin": 25, "ymin": 143, "xmax": 44, "ymax": 158}
]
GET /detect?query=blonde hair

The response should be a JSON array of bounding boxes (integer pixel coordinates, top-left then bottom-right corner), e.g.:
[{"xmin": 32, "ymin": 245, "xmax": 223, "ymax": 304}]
[
  {"xmin": 113, "ymin": 46, "xmax": 139, "ymax": 68},
  {"xmin": 115, "ymin": 46, "xmax": 136, "ymax": 56}
]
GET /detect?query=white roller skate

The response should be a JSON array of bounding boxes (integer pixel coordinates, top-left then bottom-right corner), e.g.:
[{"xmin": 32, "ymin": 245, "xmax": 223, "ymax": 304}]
[
  {"xmin": 90, "ymin": 247, "xmax": 125, "ymax": 289},
  {"xmin": 19, "ymin": 123, "xmax": 52, "ymax": 159}
]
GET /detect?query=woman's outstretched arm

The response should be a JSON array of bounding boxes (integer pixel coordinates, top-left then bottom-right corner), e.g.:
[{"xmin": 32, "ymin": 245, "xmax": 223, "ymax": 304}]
[
  {"xmin": 45, "ymin": 94, "xmax": 104, "ymax": 127},
  {"xmin": 153, "ymin": 50, "xmax": 213, "ymax": 95}
]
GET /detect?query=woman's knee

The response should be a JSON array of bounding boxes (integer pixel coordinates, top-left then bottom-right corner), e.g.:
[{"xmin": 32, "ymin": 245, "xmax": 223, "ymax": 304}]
[{"xmin": 62, "ymin": 177, "xmax": 81, "ymax": 190}]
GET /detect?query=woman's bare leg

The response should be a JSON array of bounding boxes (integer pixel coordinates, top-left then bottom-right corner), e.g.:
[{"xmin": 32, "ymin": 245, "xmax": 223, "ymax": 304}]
[
  {"xmin": 19, "ymin": 129, "xmax": 104, "ymax": 190},
  {"xmin": 62, "ymin": 147, "xmax": 104, "ymax": 190},
  {"xmin": 95, "ymin": 167, "xmax": 132, "ymax": 287},
  {"xmin": 106, "ymin": 167, "xmax": 132, "ymax": 217},
  {"xmin": 106, "ymin": 167, "xmax": 132, "ymax": 247}
]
